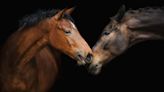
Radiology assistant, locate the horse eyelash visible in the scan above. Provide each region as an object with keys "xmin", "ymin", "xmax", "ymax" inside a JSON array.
[
  {"xmin": 102, "ymin": 31, "xmax": 110, "ymax": 35},
  {"xmin": 64, "ymin": 30, "xmax": 71, "ymax": 34}
]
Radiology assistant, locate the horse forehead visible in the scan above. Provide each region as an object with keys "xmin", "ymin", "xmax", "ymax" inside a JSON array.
[
  {"xmin": 110, "ymin": 23, "xmax": 120, "ymax": 30},
  {"xmin": 69, "ymin": 21, "xmax": 76, "ymax": 29},
  {"xmin": 60, "ymin": 19, "xmax": 76, "ymax": 29},
  {"xmin": 105, "ymin": 24, "xmax": 117, "ymax": 32}
]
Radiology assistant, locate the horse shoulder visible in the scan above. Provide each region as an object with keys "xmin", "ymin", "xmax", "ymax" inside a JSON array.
[{"xmin": 35, "ymin": 46, "xmax": 60, "ymax": 92}]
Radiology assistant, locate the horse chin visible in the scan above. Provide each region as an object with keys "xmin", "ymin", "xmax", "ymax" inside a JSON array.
[
  {"xmin": 90, "ymin": 68, "xmax": 101, "ymax": 75},
  {"xmin": 77, "ymin": 60, "xmax": 86, "ymax": 66},
  {"xmin": 88, "ymin": 64, "xmax": 102, "ymax": 75}
]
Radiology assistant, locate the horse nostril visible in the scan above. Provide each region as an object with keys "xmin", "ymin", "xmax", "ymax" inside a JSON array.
[
  {"xmin": 94, "ymin": 64, "xmax": 102, "ymax": 68},
  {"xmin": 95, "ymin": 64, "xmax": 98, "ymax": 67},
  {"xmin": 85, "ymin": 53, "xmax": 93, "ymax": 63}
]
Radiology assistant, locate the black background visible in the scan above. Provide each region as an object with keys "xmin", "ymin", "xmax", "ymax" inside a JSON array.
[{"xmin": 0, "ymin": 0, "xmax": 164, "ymax": 92}]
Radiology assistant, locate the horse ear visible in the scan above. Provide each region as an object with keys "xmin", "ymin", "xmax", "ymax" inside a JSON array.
[
  {"xmin": 54, "ymin": 9, "xmax": 66, "ymax": 20},
  {"xmin": 113, "ymin": 5, "xmax": 126, "ymax": 22},
  {"xmin": 65, "ymin": 7, "xmax": 75, "ymax": 15}
]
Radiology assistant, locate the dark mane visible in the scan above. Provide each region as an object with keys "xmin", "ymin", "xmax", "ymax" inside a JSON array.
[
  {"xmin": 122, "ymin": 7, "xmax": 164, "ymax": 29},
  {"xmin": 125, "ymin": 7, "xmax": 164, "ymax": 17},
  {"xmin": 19, "ymin": 9, "xmax": 74, "ymax": 29}
]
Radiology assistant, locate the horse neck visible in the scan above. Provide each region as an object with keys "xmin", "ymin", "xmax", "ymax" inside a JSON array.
[
  {"xmin": 120, "ymin": 22, "xmax": 164, "ymax": 47},
  {"xmin": 128, "ymin": 28, "xmax": 164, "ymax": 47},
  {"xmin": 130, "ymin": 24, "xmax": 164, "ymax": 37},
  {"xmin": 17, "ymin": 33, "xmax": 49, "ymax": 69},
  {"xmin": 122, "ymin": 8, "xmax": 164, "ymax": 46},
  {"xmin": 0, "ymin": 23, "xmax": 51, "ymax": 68}
]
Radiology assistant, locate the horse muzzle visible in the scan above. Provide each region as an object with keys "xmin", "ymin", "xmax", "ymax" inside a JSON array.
[{"xmin": 76, "ymin": 53, "xmax": 93, "ymax": 65}]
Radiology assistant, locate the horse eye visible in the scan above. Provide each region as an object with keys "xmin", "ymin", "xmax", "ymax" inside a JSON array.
[
  {"xmin": 102, "ymin": 31, "xmax": 110, "ymax": 36},
  {"xmin": 64, "ymin": 30, "xmax": 71, "ymax": 34}
]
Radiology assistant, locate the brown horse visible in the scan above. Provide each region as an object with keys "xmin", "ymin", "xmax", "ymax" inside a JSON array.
[
  {"xmin": 88, "ymin": 5, "xmax": 164, "ymax": 74},
  {"xmin": 0, "ymin": 8, "xmax": 92, "ymax": 92}
]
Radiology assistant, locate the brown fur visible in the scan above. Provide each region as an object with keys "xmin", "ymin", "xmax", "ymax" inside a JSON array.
[
  {"xmin": 0, "ymin": 24, "xmax": 59, "ymax": 92},
  {"xmin": 89, "ymin": 6, "xmax": 164, "ymax": 75},
  {"xmin": 0, "ymin": 8, "xmax": 92, "ymax": 92}
]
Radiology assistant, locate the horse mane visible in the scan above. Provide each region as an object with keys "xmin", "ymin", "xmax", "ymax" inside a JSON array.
[
  {"xmin": 19, "ymin": 9, "xmax": 74, "ymax": 29},
  {"xmin": 122, "ymin": 7, "xmax": 164, "ymax": 29},
  {"xmin": 118, "ymin": 6, "xmax": 164, "ymax": 36}
]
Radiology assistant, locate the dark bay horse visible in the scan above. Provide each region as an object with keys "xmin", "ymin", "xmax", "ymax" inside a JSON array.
[
  {"xmin": 0, "ymin": 8, "xmax": 92, "ymax": 92},
  {"xmin": 88, "ymin": 5, "xmax": 164, "ymax": 74}
]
